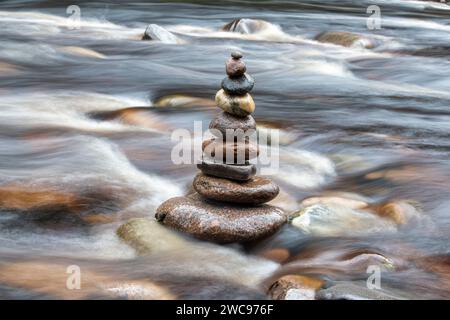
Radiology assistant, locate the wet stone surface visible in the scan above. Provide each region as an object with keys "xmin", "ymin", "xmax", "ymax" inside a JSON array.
[
  {"xmin": 193, "ymin": 173, "xmax": 279, "ymax": 204},
  {"xmin": 155, "ymin": 193, "xmax": 286, "ymax": 243},
  {"xmin": 197, "ymin": 159, "xmax": 257, "ymax": 181}
]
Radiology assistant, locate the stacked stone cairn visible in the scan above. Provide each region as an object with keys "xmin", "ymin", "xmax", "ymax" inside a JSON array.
[{"xmin": 155, "ymin": 52, "xmax": 286, "ymax": 243}]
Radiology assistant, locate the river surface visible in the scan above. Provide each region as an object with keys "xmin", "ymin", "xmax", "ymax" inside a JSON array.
[{"xmin": 0, "ymin": 0, "xmax": 449, "ymax": 299}]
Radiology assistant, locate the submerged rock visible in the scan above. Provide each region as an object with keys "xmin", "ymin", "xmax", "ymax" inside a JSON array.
[
  {"xmin": 291, "ymin": 203, "xmax": 397, "ymax": 237},
  {"xmin": 193, "ymin": 173, "xmax": 279, "ymax": 205},
  {"xmin": 315, "ymin": 31, "xmax": 374, "ymax": 49},
  {"xmin": 87, "ymin": 107, "xmax": 170, "ymax": 132},
  {"xmin": 0, "ymin": 260, "xmax": 176, "ymax": 299},
  {"xmin": 316, "ymin": 283, "xmax": 404, "ymax": 300},
  {"xmin": 266, "ymin": 189, "xmax": 299, "ymax": 212},
  {"xmin": 101, "ymin": 281, "xmax": 176, "ymax": 300},
  {"xmin": 116, "ymin": 217, "xmax": 280, "ymax": 290},
  {"xmin": 0, "ymin": 61, "xmax": 21, "ymax": 75},
  {"xmin": 375, "ymin": 200, "xmax": 422, "ymax": 225},
  {"xmin": 117, "ymin": 218, "xmax": 191, "ymax": 255},
  {"xmin": 142, "ymin": 24, "xmax": 181, "ymax": 44},
  {"xmin": 60, "ymin": 46, "xmax": 106, "ymax": 59},
  {"xmin": 154, "ymin": 95, "xmax": 214, "ymax": 109},
  {"xmin": 273, "ymin": 247, "xmax": 397, "ymax": 283},
  {"xmin": 155, "ymin": 193, "xmax": 286, "ymax": 243},
  {"xmin": 300, "ymin": 195, "xmax": 368, "ymax": 210},
  {"xmin": 406, "ymin": 45, "xmax": 450, "ymax": 58},
  {"xmin": 0, "ymin": 186, "xmax": 78, "ymax": 210},
  {"xmin": 259, "ymin": 248, "xmax": 291, "ymax": 264},
  {"xmin": 0, "ymin": 185, "xmax": 123, "ymax": 228},
  {"xmin": 0, "ymin": 261, "xmax": 104, "ymax": 299},
  {"xmin": 268, "ymin": 275, "xmax": 324, "ymax": 300},
  {"xmin": 1, "ymin": 256, "xmax": 274, "ymax": 299}
]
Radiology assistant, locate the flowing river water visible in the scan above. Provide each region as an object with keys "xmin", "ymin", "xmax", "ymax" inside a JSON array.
[{"xmin": 0, "ymin": 0, "xmax": 449, "ymax": 299}]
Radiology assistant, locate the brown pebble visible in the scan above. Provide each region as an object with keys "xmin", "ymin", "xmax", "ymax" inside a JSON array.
[
  {"xmin": 193, "ymin": 173, "xmax": 279, "ymax": 205},
  {"xmin": 260, "ymin": 248, "xmax": 290, "ymax": 264},
  {"xmin": 226, "ymin": 57, "xmax": 246, "ymax": 78},
  {"xmin": 202, "ymin": 138, "xmax": 259, "ymax": 164},
  {"xmin": 376, "ymin": 201, "xmax": 420, "ymax": 225},
  {"xmin": 209, "ymin": 111, "xmax": 256, "ymax": 140},
  {"xmin": 269, "ymin": 275, "xmax": 325, "ymax": 300}
]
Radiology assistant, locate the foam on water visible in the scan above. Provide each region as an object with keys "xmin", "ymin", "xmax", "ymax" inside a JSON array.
[
  {"xmin": 0, "ymin": 227, "xmax": 136, "ymax": 260},
  {"xmin": 170, "ymin": 21, "xmax": 309, "ymax": 43},
  {"xmin": 0, "ymin": 10, "xmax": 142, "ymax": 39},
  {"xmin": 0, "ymin": 92, "xmax": 162, "ymax": 134},
  {"xmin": 0, "ymin": 10, "xmax": 127, "ymax": 31},
  {"xmin": 85, "ymin": 138, "xmax": 183, "ymax": 205},
  {"xmin": 0, "ymin": 91, "xmax": 151, "ymax": 112},
  {"xmin": 382, "ymin": 16, "xmax": 450, "ymax": 32},
  {"xmin": 292, "ymin": 203, "xmax": 398, "ymax": 237},
  {"xmin": 379, "ymin": 0, "xmax": 450, "ymax": 11},
  {"xmin": 294, "ymin": 58, "xmax": 355, "ymax": 78},
  {"xmin": 173, "ymin": 247, "xmax": 280, "ymax": 288},
  {"xmin": 22, "ymin": 136, "xmax": 182, "ymax": 201},
  {"xmin": 362, "ymin": 78, "xmax": 450, "ymax": 99},
  {"xmin": 276, "ymin": 148, "xmax": 337, "ymax": 189},
  {"xmin": 281, "ymin": 45, "xmax": 396, "ymax": 80},
  {"xmin": 0, "ymin": 135, "xmax": 183, "ymax": 259}
]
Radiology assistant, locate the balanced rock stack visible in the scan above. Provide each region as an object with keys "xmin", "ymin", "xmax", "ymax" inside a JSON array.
[{"xmin": 155, "ymin": 52, "xmax": 286, "ymax": 243}]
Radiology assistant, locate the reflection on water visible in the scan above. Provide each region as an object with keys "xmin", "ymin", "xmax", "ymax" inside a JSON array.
[{"xmin": 0, "ymin": 0, "xmax": 449, "ymax": 299}]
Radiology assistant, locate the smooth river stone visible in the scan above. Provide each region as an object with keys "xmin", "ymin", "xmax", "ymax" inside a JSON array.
[
  {"xmin": 215, "ymin": 89, "xmax": 255, "ymax": 117},
  {"xmin": 202, "ymin": 138, "xmax": 259, "ymax": 164},
  {"xmin": 155, "ymin": 193, "xmax": 286, "ymax": 243},
  {"xmin": 141, "ymin": 24, "xmax": 180, "ymax": 44},
  {"xmin": 209, "ymin": 111, "xmax": 256, "ymax": 139},
  {"xmin": 315, "ymin": 31, "xmax": 374, "ymax": 49},
  {"xmin": 231, "ymin": 51, "xmax": 243, "ymax": 59},
  {"xmin": 197, "ymin": 159, "xmax": 256, "ymax": 181},
  {"xmin": 221, "ymin": 73, "xmax": 254, "ymax": 96},
  {"xmin": 268, "ymin": 275, "xmax": 325, "ymax": 300},
  {"xmin": 193, "ymin": 173, "xmax": 279, "ymax": 204},
  {"xmin": 226, "ymin": 55, "xmax": 246, "ymax": 78},
  {"xmin": 221, "ymin": 19, "xmax": 270, "ymax": 35}
]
